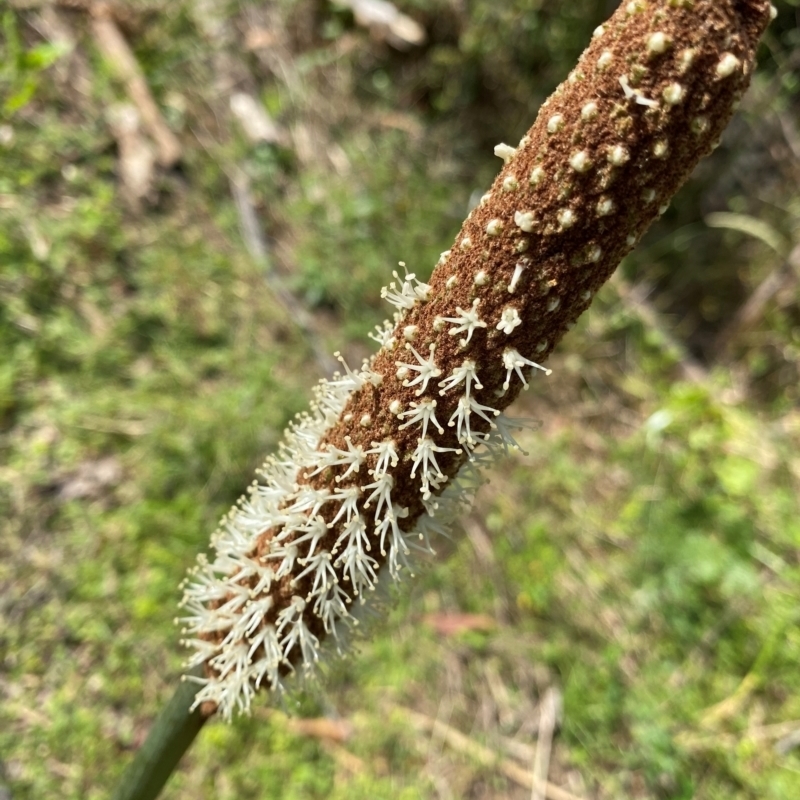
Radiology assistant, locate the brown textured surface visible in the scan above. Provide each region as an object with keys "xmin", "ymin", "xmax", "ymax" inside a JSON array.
[{"xmin": 204, "ymin": 0, "xmax": 773, "ymax": 692}]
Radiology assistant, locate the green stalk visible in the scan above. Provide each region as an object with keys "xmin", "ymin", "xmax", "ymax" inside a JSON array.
[{"xmin": 111, "ymin": 665, "xmax": 211, "ymax": 800}]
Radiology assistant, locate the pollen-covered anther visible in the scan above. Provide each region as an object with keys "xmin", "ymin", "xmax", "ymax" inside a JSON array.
[
  {"xmin": 557, "ymin": 208, "xmax": 576, "ymax": 229},
  {"xmin": 486, "ymin": 219, "xmax": 504, "ymax": 236},
  {"xmin": 360, "ymin": 414, "xmax": 372, "ymax": 427},
  {"xmin": 647, "ymin": 32, "xmax": 671, "ymax": 54},
  {"xmin": 502, "ymin": 175, "xmax": 519, "ymax": 192},
  {"xmin": 717, "ymin": 52, "xmax": 741, "ymax": 78},
  {"xmin": 474, "ymin": 270, "xmax": 489, "ymax": 286},
  {"xmin": 403, "ymin": 325, "xmax": 418, "ymax": 341},
  {"xmin": 569, "ymin": 151, "xmax": 592, "ymax": 172},
  {"xmin": 502, "ymin": 347, "xmax": 552, "ymax": 392},
  {"xmin": 497, "ymin": 307, "xmax": 522, "ymax": 334},
  {"xmin": 597, "ymin": 50, "xmax": 613, "ymax": 71},
  {"xmin": 663, "ymin": 82, "xmax": 685, "ymax": 105},
  {"xmin": 494, "ymin": 143, "xmax": 517, "ymax": 163},
  {"xmin": 445, "ymin": 275, "xmax": 457, "ymax": 289},
  {"xmin": 388, "ymin": 399, "xmax": 403, "ymax": 416},
  {"xmin": 397, "ymin": 343, "xmax": 442, "ymax": 396},
  {"xmin": 514, "ymin": 210, "xmax": 536, "ymax": 232},
  {"xmin": 547, "ymin": 114, "xmax": 564, "ymax": 134},
  {"xmin": 460, "ymin": 236, "xmax": 472, "ymax": 250},
  {"xmin": 442, "ymin": 299, "xmax": 488, "ymax": 346}
]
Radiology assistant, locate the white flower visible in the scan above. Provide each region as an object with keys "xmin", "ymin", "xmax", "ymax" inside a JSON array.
[
  {"xmin": 396, "ymin": 343, "xmax": 442, "ymax": 395},
  {"xmin": 496, "ymin": 307, "xmax": 522, "ymax": 335},
  {"xmin": 440, "ymin": 299, "xmax": 488, "ymax": 346}
]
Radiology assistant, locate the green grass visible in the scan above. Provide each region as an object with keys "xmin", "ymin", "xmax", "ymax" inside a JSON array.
[{"xmin": 2, "ymin": 2, "xmax": 800, "ymax": 798}]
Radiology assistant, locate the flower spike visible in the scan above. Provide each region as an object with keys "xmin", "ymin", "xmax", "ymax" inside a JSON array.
[{"xmin": 180, "ymin": 0, "xmax": 773, "ymax": 720}]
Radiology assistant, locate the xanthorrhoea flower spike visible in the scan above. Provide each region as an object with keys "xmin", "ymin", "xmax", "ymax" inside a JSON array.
[{"xmin": 179, "ymin": 0, "xmax": 774, "ymax": 720}]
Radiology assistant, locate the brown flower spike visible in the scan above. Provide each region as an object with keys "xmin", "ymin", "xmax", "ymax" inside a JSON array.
[{"xmin": 179, "ymin": 0, "xmax": 774, "ymax": 719}]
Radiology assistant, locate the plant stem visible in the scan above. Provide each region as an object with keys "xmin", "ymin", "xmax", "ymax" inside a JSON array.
[{"xmin": 111, "ymin": 665, "xmax": 210, "ymax": 800}]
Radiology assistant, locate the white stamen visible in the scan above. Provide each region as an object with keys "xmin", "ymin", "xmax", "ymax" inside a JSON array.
[{"xmin": 502, "ymin": 348, "xmax": 551, "ymax": 392}]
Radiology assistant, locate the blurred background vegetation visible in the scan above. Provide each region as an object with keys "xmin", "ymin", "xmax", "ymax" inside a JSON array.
[{"xmin": 1, "ymin": 0, "xmax": 799, "ymax": 798}]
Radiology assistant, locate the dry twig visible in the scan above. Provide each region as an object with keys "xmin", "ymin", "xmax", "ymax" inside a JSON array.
[
  {"xmin": 712, "ymin": 241, "xmax": 800, "ymax": 357},
  {"xmin": 610, "ymin": 272, "xmax": 710, "ymax": 385},
  {"xmin": 90, "ymin": 4, "xmax": 181, "ymax": 167},
  {"xmin": 531, "ymin": 688, "xmax": 562, "ymax": 800},
  {"xmin": 228, "ymin": 169, "xmax": 337, "ymax": 377},
  {"xmin": 394, "ymin": 705, "xmax": 585, "ymax": 800},
  {"xmin": 333, "ymin": 0, "xmax": 426, "ymax": 49}
]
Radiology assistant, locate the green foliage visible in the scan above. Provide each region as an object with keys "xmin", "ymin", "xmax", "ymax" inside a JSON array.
[{"xmin": 0, "ymin": 11, "xmax": 70, "ymax": 115}]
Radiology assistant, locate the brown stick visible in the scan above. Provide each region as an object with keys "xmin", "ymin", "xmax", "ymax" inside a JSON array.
[
  {"xmin": 90, "ymin": 3, "xmax": 181, "ymax": 167},
  {"xmin": 394, "ymin": 705, "xmax": 586, "ymax": 800},
  {"xmin": 610, "ymin": 272, "xmax": 710, "ymax": 385},
  {"xmin": 713, "ymin": 241, "xmax": 800, "ymax": 357},
  {"xmin": 531, "ymin": 688, "xmax": 561, "ymax": 800}
]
